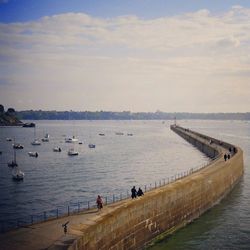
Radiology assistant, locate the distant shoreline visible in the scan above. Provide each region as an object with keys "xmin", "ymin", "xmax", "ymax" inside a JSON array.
[{"xmin": 16, "ymin": 110, "xmax": 250, "ymax": 121}]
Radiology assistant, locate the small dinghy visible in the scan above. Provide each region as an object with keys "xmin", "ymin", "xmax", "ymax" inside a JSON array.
[
  {"xmin": 53, "ymin": 147, "xmax": 62, "ymax": 152},
  {"xmin": 13, "ymin": 143, "xmax": 24, "ymax": 149},
  {"xmin": 65, "ymin": 136, "xmax": 78, "ymax": 143},
  {"xmin": 31, "ymin": 139, "xmax": 41, "ymax": 146},
  {"xmin": 68, "ymin": 148, "xmax": 78, "ymax": 156},
  {"xmin": 88, "ymin": 144, "xmax": 96, "ymax": 148},
  {"xmin": 28, "ymin": 152, "xmax": 38, "ymax": 157}
]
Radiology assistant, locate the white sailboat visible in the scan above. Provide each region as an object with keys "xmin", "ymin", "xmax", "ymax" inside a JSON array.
[
  {"xmin": 8, "ymin": 147, "xmax": 18, "ymax": 167},
  {"xmin": 66, "ymin": 113, "xmax": 79, "ymax": 155},
  {"xmin": 12, "ymin": 137, "xmax": 24, "ymax": 149},
  {"xmin": 31, "ymin": 126, "xmax": 41, "ymax": 145},
  {"xmin": 12, "ymin": 166, "xmax": 24, "ymax": 181},
  {"xmin": 42, "ymin": 133, "xmax": 49, "ymax": 142},
  {"xmin": 8, "ymin": 148, "xmax": 24, "ymax": 180},
  {"xmin": 65, "ymin": 136, "xmax": 78, "ymax": 143},
  {"xmin": 28, "ymin": 151, "xmax": 38, "ymax": 157},
  {"xmin": 53, "ymin": 147, "xmax": 62, "ymax": 152}
]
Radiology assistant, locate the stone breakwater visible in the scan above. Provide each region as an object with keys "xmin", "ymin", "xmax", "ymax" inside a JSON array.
[
  {"xmin": 67, "ymin": 125, "xmax": 244, "ymax": 250},
  {"xmin": 0, "ymin": 125, "xmax": 244, "ymax": 250}
]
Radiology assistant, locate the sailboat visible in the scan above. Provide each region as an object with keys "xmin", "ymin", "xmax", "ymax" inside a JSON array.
[
  {"xmin": 7, "ymin": 148, "xmax": 24, "ymax": 180},
  {"xmin": 65, "ymin": 136, "xmax": 78, "ymax": 143},
  {"xmin": 8, "ymin": 147, "xmax": 18, "ymax": 167},
  {"xmin": 53, "ymin": 146, "xmax": 62, "ymax": 152},
  {"xmin": 66, "ymin": 113, "xmax": 79, "ymax": 155},
  {"xmin": 65, "ymin": 112, "xmax": 78, "ymax": 143},
  {"xmin": 28, "ymin": 151, "xmax": 38, "ymax": 157},
  {"xmin": 12, "ymin": 166, "xmax": 24, "ymax": 181},
  {"xmin": 12, "ymin": 138, "xmax": 24, "ymax": 149},
  {"xmin": 31, "ymin": 126, "xmax": 41, "ymax": 145},
  {"xmin": 42, "ymin": 133, "xmax": 49, "ymax": 142}
]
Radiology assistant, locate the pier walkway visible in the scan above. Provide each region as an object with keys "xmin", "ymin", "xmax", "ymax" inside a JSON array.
[{"xmin": 0, "ymin": 202, "xmax": 126, "ymax": 250}]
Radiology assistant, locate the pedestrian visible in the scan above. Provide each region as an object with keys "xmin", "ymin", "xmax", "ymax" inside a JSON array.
[
  {"xmin": 96, "ymin": 195, "xmax": 103, "ymax": 210},
  {"xmin": 137, "ymin": 187, "xmax": 144, "ymax": 197},
  {"xmin": 233, "ymin": 147, "xmax": 236, "ymax": 153},
  {"xmin": 131, "ymin": 186, "xmax": 137, "ymax": 199},
  {"xmin": 224, "ymin": 154, "xmax": 227, "ymax": 161},
  {"xmin": 227, "ymin": 154, "xmax": 231, "ymax": 160},
  {"xmin": 62, "ymin": 221, "xmax": 69, "ymax": 235}
]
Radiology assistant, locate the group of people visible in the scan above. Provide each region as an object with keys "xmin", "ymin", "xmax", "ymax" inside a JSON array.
[
  {"xmin": 96, "ymin": 186, "xmax": 144, "ymax": 211},
  {"xmin": 224, "ymin": 147, "xmax": 237, "ymax": 161},
  {"xmin": 131, "ymin": 186, "xmax": 144, "ymax": 199}
]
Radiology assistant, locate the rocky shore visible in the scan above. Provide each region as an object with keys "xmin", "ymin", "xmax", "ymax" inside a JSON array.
[{"xmin": 0, "ymin": 105, "xmax": 23, "ymax": 126}]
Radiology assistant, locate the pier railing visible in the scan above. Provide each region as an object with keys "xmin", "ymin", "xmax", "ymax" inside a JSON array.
[{"xmin": 0, "ymin": 158, "xmax": 218, "ymax": 234}]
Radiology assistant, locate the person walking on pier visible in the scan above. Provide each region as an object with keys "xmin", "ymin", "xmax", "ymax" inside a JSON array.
[
  {"xmin": 131, "ymin": 186, "xmax": 137, "ymax": 199},
  {"xmin": 96, "ymin": 195, "xmax": 103, "ymax": 210},
  {"xmin": 224, "ymin": 154, "xmax": 227, "ymax": 161},
  {"xmin": 137, "ymin": 187, "xmax": 144, "ymax": 197}
]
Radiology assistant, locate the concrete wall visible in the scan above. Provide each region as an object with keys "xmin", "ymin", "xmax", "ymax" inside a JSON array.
[{"xmin": 71, "ymin": 126, "xmax": 244, "ymax": 250}]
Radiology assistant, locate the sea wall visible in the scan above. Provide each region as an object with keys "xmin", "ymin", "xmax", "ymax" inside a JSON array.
[{"xmin": 70, "ymin": 125, "xmax": 244, "ymax": 250}]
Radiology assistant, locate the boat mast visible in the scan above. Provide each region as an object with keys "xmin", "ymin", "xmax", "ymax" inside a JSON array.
[{"xmin": 14, "ymin": 147, "xmax": 16, "ymax": 164}]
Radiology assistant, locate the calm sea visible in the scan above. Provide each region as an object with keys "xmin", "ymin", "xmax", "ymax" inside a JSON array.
[{"xmin": 0, "ymin": 120, "xmax": 249, "ymax": 249}]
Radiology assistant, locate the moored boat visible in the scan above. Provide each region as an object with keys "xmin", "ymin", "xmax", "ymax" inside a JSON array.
[
  {"xmin": 68, "ymin": 148, "xmax": 78, "ymax": 156},
  {"xmin": 13, "ymin": 143, "xmax": 24, "ymax": 149},
  {"xmin": 12, "ymin": 167, "xmax": 24, "ymax": 181},
  {"xmin": 31, "ymin": 127, "xmax": 41, "ymax": 145},
  {"xmin": 23, "ymin": 122, "xmax": 35, "ymax": 127},
  {"xmin": 42, "ymin": 133, "xmax": 49, "ymax": 142},
  {"xmin": 28, "ymin": 152, "xmax": 38, "ymax": 157},
  {"xmin": 31, "ymin": 139, "xmax": 41, "ymax": 145},
  {"xmin": 53, "ymin": 147, "xmax": 62, "ymax": 152},
  {"xmin": 88, "ymin": 144, "xmax": 96, "ymax": 148},
  {"xmin": 8, "ymin": 147, "xmax": 18, "ymax": 167},
  {"xmin": 65, "ymin": 136, "xmax": 78, "ymax": 143}
]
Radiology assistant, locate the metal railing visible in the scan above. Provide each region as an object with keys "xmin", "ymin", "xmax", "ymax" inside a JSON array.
[{"xmin": 0, "ymin": 158, "xmax": 217, "ymax": 234}]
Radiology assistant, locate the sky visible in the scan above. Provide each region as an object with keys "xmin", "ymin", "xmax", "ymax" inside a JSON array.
[{"xmin": 0, "ymin": 0, "xmax": 250, "ymax": 112}]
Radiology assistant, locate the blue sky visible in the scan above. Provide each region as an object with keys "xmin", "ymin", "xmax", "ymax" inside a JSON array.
[
  {"xmin": 1, "ymin": 0, "xmax": 250, "ymax": 22},
  {"xmin": 0, "ymin": 1, "xmax": 250, "ymax": 112}
]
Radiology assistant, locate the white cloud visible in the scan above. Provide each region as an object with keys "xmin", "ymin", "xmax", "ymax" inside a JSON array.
[{"xmin": 0, "ymin": 7, "xmax": 250, "ymax": 112}]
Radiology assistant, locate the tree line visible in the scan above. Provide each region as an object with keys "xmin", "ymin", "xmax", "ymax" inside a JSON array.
[{"xmin": 16, "ymin": 110, "xmax": 250, "ymax": 120}]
